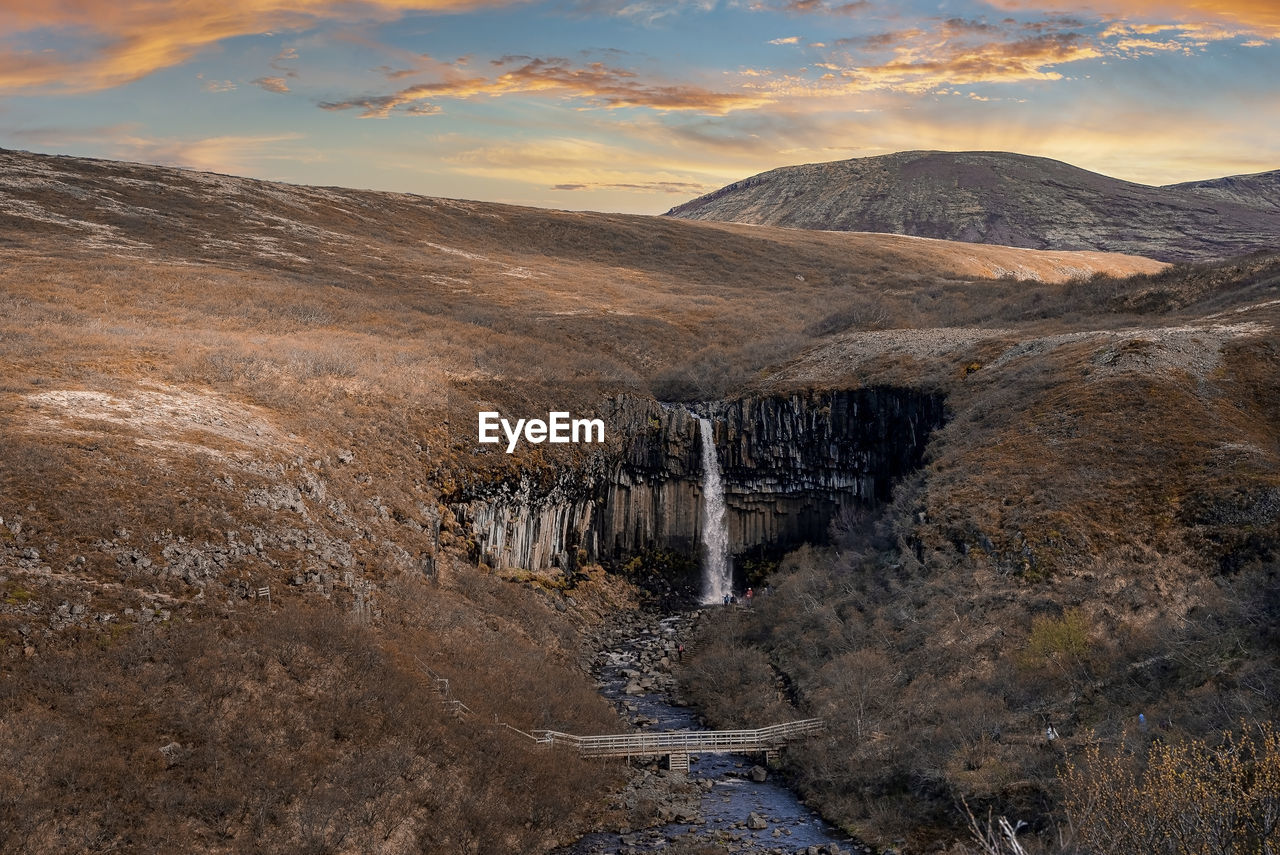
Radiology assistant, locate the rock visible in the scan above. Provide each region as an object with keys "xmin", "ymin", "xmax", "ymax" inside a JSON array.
[
  {"xmin": 454, "ymin": 390, "xmax": 944, "ymax": 574},
  {"xmin": 159, "ymin": 741, "xmax": 186, "ymax": 767},
  {"xmin": 20, "ymin": 548, "xmax": 39, "ymax": 561},
  {"xmin": 749, "ymin": 764, "xmax": 769, "ymax": 782},
  {"xmin": 337, "ymin": 450, "xmax": 354, "ymax": 464},
  {"xmin": 747, "ymin": 812, "xmax": 768, "ymax": 830}
]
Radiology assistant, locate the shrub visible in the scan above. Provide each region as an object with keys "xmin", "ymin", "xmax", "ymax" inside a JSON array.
[
  {"xmin": 1061, "ymin": 724, "xmax": 1280, "ymax": 854},
  {"xmin": 1022, "ymin": 609, "xmax": 1091, "ymax": 672}
]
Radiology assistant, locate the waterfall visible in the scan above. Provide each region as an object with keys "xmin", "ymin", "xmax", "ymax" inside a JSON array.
[{"xmin": 697, "ymin": 417, "xmax": 732, "ymax": 604}]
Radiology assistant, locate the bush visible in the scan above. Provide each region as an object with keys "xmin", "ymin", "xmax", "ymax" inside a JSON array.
[
  {"xmin": 1022, "ymin": 609, "xmax": 1092, "ymax": 676},
  {"xmin": 1062, "ymin": 724, "xmax": 1280, "ymax": 853}
]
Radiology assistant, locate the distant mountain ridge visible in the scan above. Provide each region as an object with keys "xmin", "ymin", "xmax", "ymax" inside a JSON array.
[
  {"xmin": 665, "ymin": 151, "xmax": 1280, "ymax": 262},
  {"xmin": 1166, "ymin": 169, "xmax": 1280, "ymax": 212}
]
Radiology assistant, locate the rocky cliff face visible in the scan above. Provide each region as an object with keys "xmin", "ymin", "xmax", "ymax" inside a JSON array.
[
  {"xmin": 451, "ymin": 389, "xmax": 945, "ymax": 572},
  {"xmin": 665, "ymin": 151, "xmax": 1280, "ymax": 263}
]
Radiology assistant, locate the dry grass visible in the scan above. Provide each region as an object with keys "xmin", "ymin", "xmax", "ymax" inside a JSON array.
[
  {"xmin": 0, "ymin": 589, "xmax": 624, "ymax": 854},
  {"xmin": 3, "ymin": 149, "xmax": 1279, "ymax": 853},
  {"xmin": 681, "ymin": 279, "xmax": 1280, "ymax": 849}
]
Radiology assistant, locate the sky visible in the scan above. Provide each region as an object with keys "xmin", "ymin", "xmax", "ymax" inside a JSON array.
[{"xmin": 0, "ymin": 0, "xmax": 1276, "ymax": 213}]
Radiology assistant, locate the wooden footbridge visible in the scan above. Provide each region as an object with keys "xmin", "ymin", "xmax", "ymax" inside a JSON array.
[
  {"xmin": 533, "ymin": 719, "xmax": 825, "ymax": 772},
  {"xmin": 418, "ymin": 658, "xmax": 823, "ymax": 771}
]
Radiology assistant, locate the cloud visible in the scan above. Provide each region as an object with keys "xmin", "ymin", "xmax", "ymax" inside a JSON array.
[
  {"xmin": 567, "ymin": 0, "xmax": 718, "ymax": 25},
  {"xmin": 776, "ymin": 25, "xmax": 1105, "ymax": 95},
  {"xmin": 428, "ymin": 136, "xmax": 730, "ymax": 199},
  {"xmin": 769, "ymin": 36, "xmax": 801, "ymax": 44},
  {"xmin": 320, "ymin": 56, "xmax": 773, "ymax": 118},
  {"xmin": 270, "ymin": 45, "xmax": 300, "ymax": 77},
  {"xmin": 0, "ymin": 0, "xmax": 532, "ymax": 93},
  {"xmin": 5, "ymin": 124, "xmax": 318, "ymax": 174},
  {"xmin": 754, "ymin": 0, "xmax": 872, "ymax": 14},
  {"xmin": 551, "ymin": 180, "xmax": 713, "ymax": 193},
  {"xmin": 252, "ymin": 76, "xmax": 291, "ymax": 93},
  {"xmin": 199, "ymin": 76, "xmax": 236, "ymax": 93},
  {"xmin": 819, "ymin": 11, "xmax": 1264, "ymax": 91},
  {"xmin": 849, "ymin": 32, "xmax": 1104, "ymax": 90},
  {"xmin": 980, "ymin": 1, "xmax": 1280, "ymax": 39}
]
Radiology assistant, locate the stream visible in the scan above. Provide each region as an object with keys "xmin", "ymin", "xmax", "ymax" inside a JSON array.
[{"xmin": 560, "ymin": 609, "xmax": 863, "ymax": 855}]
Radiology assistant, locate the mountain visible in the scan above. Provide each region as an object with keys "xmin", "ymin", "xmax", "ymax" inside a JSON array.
[
  {"xmin": 666, "ymin": 150, "xmax": 1280, "ymax": 262},
  {"xmin": 1165, "ymin": 168, "xmax": 1280, "ymax": 212}
]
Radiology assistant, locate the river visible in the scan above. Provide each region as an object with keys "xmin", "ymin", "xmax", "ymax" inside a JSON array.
[{"xmin": 559, "ymin": 609, "xmax": 862, "ymax": 855}]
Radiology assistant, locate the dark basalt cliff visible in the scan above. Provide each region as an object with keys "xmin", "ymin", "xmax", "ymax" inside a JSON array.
[{"xmin": 450, "ymin": 388, "xmax": 945, "ymax": 572}]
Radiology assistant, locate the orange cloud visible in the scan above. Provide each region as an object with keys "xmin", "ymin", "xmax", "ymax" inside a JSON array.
[
  {"xmin": 983, "ymin": 1, "xmax": 1280, "ymax": 38},
  {"xmin": 855, "ymin": 32, "xmax": 1102, "ymax": 90},
  {"xmin": 7, "ymin": 123, "xmax": 318, "ymax": 174},
  {"xmin": 252, "ymin": 76, "xmax": 291, "ymax": 92},
  {"xmin": 320, "ymin": 56, "xmax": 774, "ymax": 117},
  {"xmin": 0, "ymin": 0, "xmax": 530, "ymax": 93},
  {"xmin": 756, "ymin": 28, "xmax": 1104, "ymax": 97}
]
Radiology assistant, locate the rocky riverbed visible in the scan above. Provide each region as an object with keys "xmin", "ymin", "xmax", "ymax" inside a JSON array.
[{"xmin": 562, "ymin": 609, "xmax": 865, "ymax": 855}]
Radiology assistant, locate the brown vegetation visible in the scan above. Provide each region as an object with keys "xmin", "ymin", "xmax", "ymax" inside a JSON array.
[
  {"xmin": 681, "ymin": 255, "xmax": 1280, "ymax": 851},
  {"xmin": 3, "ymin": 149, "xmax": 1280, "ymax": 853},
  {"xmin": 1062, "ymin": 724, "xmax": 1280, "ymax": 853},
  {"xmin": 0, "ymin": 580, "xmax": 625, "ymax": 854}
]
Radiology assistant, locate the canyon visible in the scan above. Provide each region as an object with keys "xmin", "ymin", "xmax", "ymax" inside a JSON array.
[{"xmin": 451, "ymin": 389, "xmax": 945, "ymax": 578}]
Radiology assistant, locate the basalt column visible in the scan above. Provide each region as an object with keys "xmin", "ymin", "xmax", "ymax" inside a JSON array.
[{"xmin": 451, "ymin": 388, "xmax": 945, "ymax": 572}]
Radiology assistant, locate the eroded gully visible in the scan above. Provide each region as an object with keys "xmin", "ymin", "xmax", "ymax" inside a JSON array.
[{"xmin": 559, "ymin": 608, "xmax": 865, "ymax": 855}]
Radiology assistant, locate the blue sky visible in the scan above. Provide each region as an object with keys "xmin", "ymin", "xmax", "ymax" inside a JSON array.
[{"xmin": 0, "ymin": 0, "xmax": 1276, "ymax": 212}]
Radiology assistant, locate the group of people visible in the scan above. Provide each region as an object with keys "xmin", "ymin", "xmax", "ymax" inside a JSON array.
[{"xmin": 720, "ymin": 585, "xmax": 767, "ymax": 606}]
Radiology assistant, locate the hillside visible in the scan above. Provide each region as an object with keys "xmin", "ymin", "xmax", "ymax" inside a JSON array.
[
  {"xmin": 665, "ymin": 151, "xmax": 1280, "ymax": 263},
  {"xmin": 1166, "ymin": 168, "xmax": 1280, "ymax": 212},
  {"xmin": 2, "ymin": 147, "xmax": 1279, "ymax": 853}
]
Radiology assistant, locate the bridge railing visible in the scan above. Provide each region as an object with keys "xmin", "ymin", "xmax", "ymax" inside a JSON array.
[
  {"xmin": 534, "ymin": 718, "xmax": 824, "ymax": 757},
  {"xmin": 416, "ymin": 656, "xmax": 823, "ymax": 758}
]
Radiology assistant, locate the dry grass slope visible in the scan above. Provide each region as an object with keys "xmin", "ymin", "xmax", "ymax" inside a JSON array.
[{"xmin": 1, "ymin": 147, "xmax": 1277, "ymax": 853}]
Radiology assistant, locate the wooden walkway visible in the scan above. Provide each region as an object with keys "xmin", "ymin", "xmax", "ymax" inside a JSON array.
[
  {"xmin": 534, "ymin": 718, "xmax": 825, "ymax": 771},
  {"xmin": 417, "ymin": 658, "xmax": 822, "ymax": 772}
]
